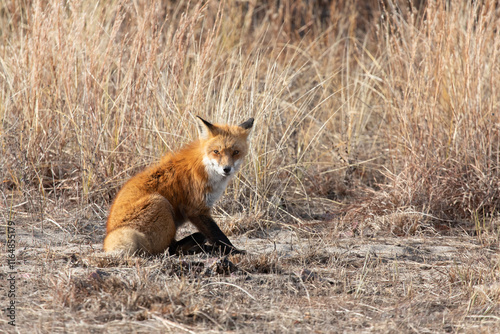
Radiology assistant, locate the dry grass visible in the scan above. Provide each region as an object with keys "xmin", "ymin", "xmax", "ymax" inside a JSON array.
[
  {"xmin": 1, "ymin": 0, "xmax": 499, "ymax": 332},
  {"xmin": 4, "ymin": 218, "xmax": 500, "ymax": 333}
]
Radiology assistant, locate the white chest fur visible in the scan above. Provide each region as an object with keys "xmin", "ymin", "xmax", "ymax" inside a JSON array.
[
  {"xmin": 205, "ymin": 176, "xmax": 231, "ymax": 207},
  {"xmin": 203, "ymin": 156, "xmax": 233, "ymax": 207}
]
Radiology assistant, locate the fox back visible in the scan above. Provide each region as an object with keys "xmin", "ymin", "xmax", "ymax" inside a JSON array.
[{"xmin": 103, "ymin": 116, "xmax": 254, "ymax": 255}]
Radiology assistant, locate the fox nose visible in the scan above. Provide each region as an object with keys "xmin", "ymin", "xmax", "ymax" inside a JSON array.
[{"xmin": 223, "ymin": 166, "xmax": 232, "ymax": 175}]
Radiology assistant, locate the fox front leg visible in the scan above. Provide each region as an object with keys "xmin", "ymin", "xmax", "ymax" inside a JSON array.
[
  {"xmin": 169, "ymin": 232, "xmax": 207, "ymax": 255},
  {"xmin": 190, "ymin": 215, "xmax": 245, "ymax": 255}
]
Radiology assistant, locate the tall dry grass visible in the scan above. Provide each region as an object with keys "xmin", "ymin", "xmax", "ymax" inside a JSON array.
[
  {"xmin": 348, "ymin": 1, "xmax": 500, "ymax": 229},
  {"xmin": 0, "ymin": 0, "xmax": 499, "ymax": 234}
]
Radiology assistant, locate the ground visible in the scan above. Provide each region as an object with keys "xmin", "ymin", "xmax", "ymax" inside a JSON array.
[{"xmin": 1, "ymin": 215, "xmax": 499, "ymax": 333}]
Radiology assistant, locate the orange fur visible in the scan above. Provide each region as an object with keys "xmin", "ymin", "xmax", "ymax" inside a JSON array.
[{"xmin": 103, "ymin": 117, "xmax": 253, "ymax": 255}]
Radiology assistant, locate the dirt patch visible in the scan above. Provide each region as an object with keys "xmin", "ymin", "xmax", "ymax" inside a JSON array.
[{"xmin": 1, "ymin": 217, "xmax": 499, "ymax": 333}]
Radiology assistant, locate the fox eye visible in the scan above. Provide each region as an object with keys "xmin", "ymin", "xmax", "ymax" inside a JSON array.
[
  {"xmin": 213, "ymin": 150, "xmax": 219, "ymax": 155},
  {"xmin": 233, "ymin": 150, "xmax": 239, "ymax": 156}
]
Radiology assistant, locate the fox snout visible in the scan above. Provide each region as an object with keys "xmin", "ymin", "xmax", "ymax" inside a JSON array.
[
  {"xmin": 222, "ymin": 165, "xmax": 233, "ymax": 176},
  {"xmin": 202, "ymin": 155, "xmax": 239, "ymax": 179},
  {"xmin": 216, "ymin": 163, "xmax": 234, "ymax": 177}
]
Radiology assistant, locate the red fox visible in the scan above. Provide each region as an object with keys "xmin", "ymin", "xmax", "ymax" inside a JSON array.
[{"xmin": 103, "ymin": 116, "xmax": 254, "ymax": 256}]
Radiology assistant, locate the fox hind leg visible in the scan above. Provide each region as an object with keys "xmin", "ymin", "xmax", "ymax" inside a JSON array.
[{"xmin": 104, "ymin": 194, "xmax": 177, "ymax": 255}]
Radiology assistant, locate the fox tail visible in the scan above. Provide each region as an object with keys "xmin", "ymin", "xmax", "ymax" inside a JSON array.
[{"xmin": 103, "ymin": 227, "xmax": 150, "ymax": 256}]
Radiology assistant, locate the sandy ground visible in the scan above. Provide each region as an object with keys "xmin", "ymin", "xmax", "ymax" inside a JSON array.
[{"xmin": 1, "ymin": 216, "xmax": 499, "ymax": 333}]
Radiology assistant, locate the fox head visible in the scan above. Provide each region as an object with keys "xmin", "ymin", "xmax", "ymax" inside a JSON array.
[{"xmin": 196, "ymin": 116, "xmax": 254, "ymax": 180}]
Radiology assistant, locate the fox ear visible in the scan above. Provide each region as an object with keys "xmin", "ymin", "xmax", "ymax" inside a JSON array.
[
  {"xmin": 239, "ymin": 118, "xmax": 254, "ymax": 131},
  {"xmin": 196, "ymin": 116, "xmax": 215, "ymax": 139}
]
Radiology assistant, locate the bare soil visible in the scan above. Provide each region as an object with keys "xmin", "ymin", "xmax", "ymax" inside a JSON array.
[{"xmin": 1, "ymin": 216, "xmax": 499, "ymax": 333}]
